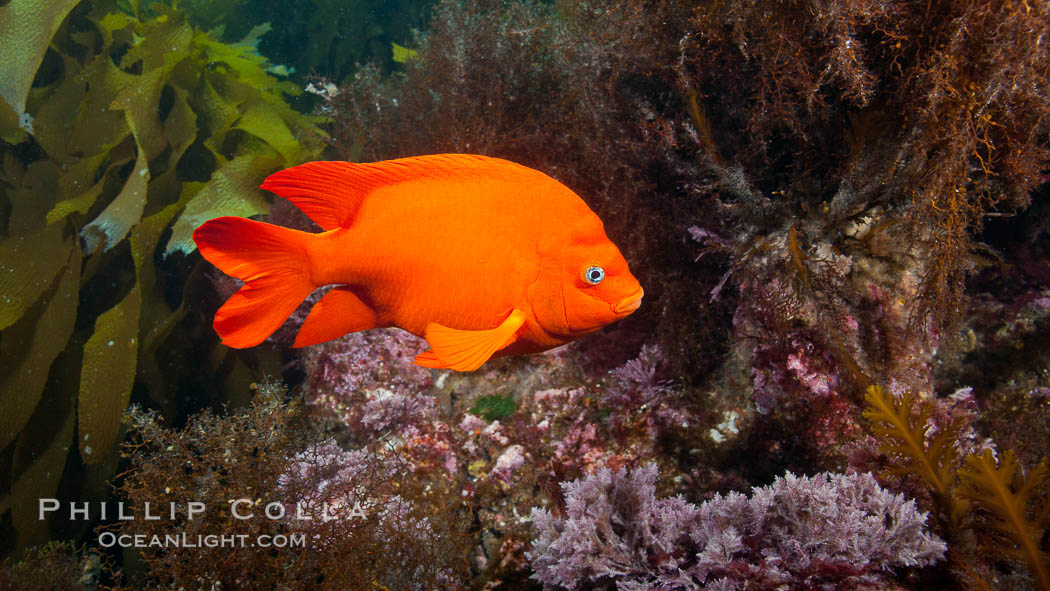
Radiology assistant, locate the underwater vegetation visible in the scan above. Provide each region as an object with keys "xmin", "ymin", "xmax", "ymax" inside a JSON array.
[
  {"xmin": 0, "ymin": 0, "xmax": 324, "ymax": 553},
  {"xmin": 1, "ymin": 0, "xmax": 1048, "ymax": 588},
  {"xmin": 0, "ymin": 540, "xmax": 101, "ymax": 590},
  {"xmin": 530, "ymin": 465, "xmax": 946, "ymax": 590},
  {"xmin": 108, "ymin": 380, "xmax": 471, "ymax": 589},
  {"xmin": 179, "ymin": 0, "xmax": 433, "ymax": 82},
  {"xmin": 863, "ymin": 384, "xmax": 1050, "ymax": 589},
  {"xmin": 297, "ymin": 327, "xmax": 704, "ymax": 587},
  {"xmin": 303, "ymin": 0, "xmax": 1050, "ymax": 586}
]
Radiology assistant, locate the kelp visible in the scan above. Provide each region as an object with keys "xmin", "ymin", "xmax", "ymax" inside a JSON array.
[
  {"xmin": 0, "ymin": 238, "xmax": 80, "ymax": 452},
  {"xmin": 179, "ymin": 0, "xmax": 432, "ymax": 81},
  {"xmin": 0, "ymin": 0, "xmax": 324, "ymax": 553},
  {"xmin": 80, "ymin": 149, "xmax": 150, "ymax": 253},
  {"xmin": 5, "ymin": 396, "xmax": 76, "ymax": 551},
  {"xmin": 959, "ymin": 450, "xmax": 1050, "ymax": 591},
  {"xmin": 864, "ymin": 385, "xmax": 1050, "ymax": 589},
  {"xmin": 0, "ymin": 0, "xmax": 81, "ymax": 125},
  {"xmin": 0, "ymin": 99, "xmax": 23, "ymax": 145},
  {"xmin": 863, "ymin": 385, "xmax": 969, "ymax": 530},
  {"xmin": 77, "ymin": 282, "xmax": 141, "ymax": 463},
  {"xmin": 166, "ymin": 155, "xmax": 280, "ymax": 254},
  {"xmin": 0, "ymin": 223, "xmax": 74, "ymax": 331}
]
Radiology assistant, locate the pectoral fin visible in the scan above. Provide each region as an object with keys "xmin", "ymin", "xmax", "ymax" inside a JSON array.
[{"xmin": 414, "ymin": 309, "xmax": 526, "ymax": 371}]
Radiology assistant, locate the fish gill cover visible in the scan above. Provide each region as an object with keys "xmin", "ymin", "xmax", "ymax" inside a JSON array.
[{"xmin": 1, "ymin": 0, "xmax": 1049, "ymax": 589}]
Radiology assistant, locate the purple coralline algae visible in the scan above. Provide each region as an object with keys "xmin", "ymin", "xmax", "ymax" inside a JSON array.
[{"xmin": 530, "ymin": 465, "xmax": 945, "ymax": 590}]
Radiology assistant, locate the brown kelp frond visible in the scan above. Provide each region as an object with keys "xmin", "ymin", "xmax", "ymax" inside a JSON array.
[
  {"xmin": 958, "ymin": 450, "xmax": 1050, "ymax": 591},
  {"xmin": 864, "ymin": 383, "xmax": 1050, "ymax": 588},
  {"xmin": 863, "ymin": 385, "xmax": 968, "ymax": 527},
  {"xmin": 0, "ymin": 0, "xmax": 325, "ymax": 554}
]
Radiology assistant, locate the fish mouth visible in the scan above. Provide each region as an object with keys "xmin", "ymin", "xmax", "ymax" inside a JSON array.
[{"xmin": 613, "ymin": 287, "xmax": 644, "ymax": 315}]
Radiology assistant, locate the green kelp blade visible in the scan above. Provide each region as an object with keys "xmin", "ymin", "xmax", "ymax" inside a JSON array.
[
  {"xmin": 111, "ymin": 68, "xmax": 172, "ymax": 163},
  {"xmin": 46, "ymin": 178, "xmax": 108, "ymax": 225},
  {"xmin": 165, "ymin": 154, "xmax": 280, "ymax": 255},
  {"xmin": 46, "ymin": 150, "xmax": 117, "ymax": 224},
  {"xmin": 6, "ymin": 392, "xmax": 75, "ymax": 550},
  {"xmin": 0, "ymin": 222, "xmax": 73, "ymax": 332},
  {"xmin": 74, "ymin": 189, "xmax": 185, "ymax": 466},
  {"xmin": 133, "ymin": 185, "xmax": 195, "ymax": 413},
  {"xmin": 0, "ymin": 0, "xmax": 81, "ymax": 119},
  {"xmin": 0, "ymin": 242, "xmax": 80, "ymax": 452},
  {"xmin": 163, "ymin": 84, "xmax": 200, "ymax": 167},
  {"xmin": 132, "ymin": 184, "xmax": 190, "ymax": 351},
  {"xmin": 194, "ymin": 28, "xmax": 274, "ymax": 92},
  {"xmin": 0, "ymin": 95, "xmax": 25, "ymax": 144},
  {"xmin": 77, "ymin": 284, "xmax": 142, "ymax": 464},
  {"xmin": 96, "ymin": 10, "xmax": 135, "ymax": 44},
  {"xmin": 7, "ymin": 160, "xmax": 62, "ymax": 238},
  {"xmin": 57, "ymin": 56, "xmax": 134, "ymax": 162},
  {"xmin": 80, "ymin": 149, "xmax": 150, "ymax": 253},
  {"xmin": 112, "ymin": 12, "xmax": 194, "ymax": 162},
  {"xmin": 392, "ymin": 42, "xmax": 419, "ymax": 63},
  {"xmin": 183, "ymin": 71, "xmax": 242, "ymax": 139},
  {"xmin": 30, "ymin": 53, "xmax": 100, "ymax": 166},
  {"xmin": 119, "ymin": 6, "xmax": 193, "ymax": 73},
  {"xmin": 235, "ymin": 100, "xmax": 302, "ymax": 164}
]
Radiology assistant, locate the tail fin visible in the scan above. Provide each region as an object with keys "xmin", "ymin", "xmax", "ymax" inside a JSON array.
[{"xmin": 193, "ymin": 217, "xmax": 317, "ymax": 348}]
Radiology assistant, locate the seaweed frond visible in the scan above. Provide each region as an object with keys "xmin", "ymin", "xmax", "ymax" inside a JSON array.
[
  {"xmin": 864, "ymin": 384, "xmax": 1050, "ymax": 588},
  {"xmin": 958, "ymin": 450, "xmax": 1050, "ymax": 591},
  {"xmin": 786, "ymin": 222, "xmax": 810, "ymax": 290},
  {"xmin": 862, "ymin": 385, "xmax": 968, "ymax": 528}
]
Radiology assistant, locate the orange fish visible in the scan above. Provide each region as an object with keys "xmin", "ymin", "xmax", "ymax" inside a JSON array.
[{"xmin": 192, "ymin": 154, "xmax": 643, "ymax": 371}]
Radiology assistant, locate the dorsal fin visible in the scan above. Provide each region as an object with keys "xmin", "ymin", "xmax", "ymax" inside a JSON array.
[{"xmin": 260, "ymin": 155, "xmax": 541, "ymax": 230}]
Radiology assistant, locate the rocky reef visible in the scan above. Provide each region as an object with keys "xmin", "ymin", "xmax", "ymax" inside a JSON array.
[{"xmin": 2, "ymin": 0, "xmax": 1048, "ymax": 589}]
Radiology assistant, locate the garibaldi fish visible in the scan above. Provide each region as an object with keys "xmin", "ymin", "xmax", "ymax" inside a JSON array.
[{"xmin": 193, "ymin": 154, "xmax": 643, "ymax": 371}]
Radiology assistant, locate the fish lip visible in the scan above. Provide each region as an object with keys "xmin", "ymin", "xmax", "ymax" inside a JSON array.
[{"xmin": 613, "ymin": 287, "xmax": 644, "ymax": 315}]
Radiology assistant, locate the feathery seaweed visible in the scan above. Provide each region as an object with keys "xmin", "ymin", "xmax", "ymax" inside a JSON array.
[
  {"xmin": 862, "ymin": 385, "xmax": 969, "ymax": 528},
  {"xmin": 864, "ymin": 384, "xmax": 1050, "ymax": 589},
  {"xmin": 958, "ymin": 450, "xmax": 1050, "ymax": 591}
]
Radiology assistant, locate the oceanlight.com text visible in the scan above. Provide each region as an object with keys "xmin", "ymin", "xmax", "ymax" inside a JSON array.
[{"xmin": 97, "ymin": 532, "xmax": 307, "ymax": 549}]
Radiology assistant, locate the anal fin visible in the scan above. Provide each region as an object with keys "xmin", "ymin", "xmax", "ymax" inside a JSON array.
[
  {"xmin": 414, "ymin": 309, "xmax": 526, "ymax": 371},
  {"xmin": 294, "ymin": 286, "xmax": 377, "ymax": 347}
]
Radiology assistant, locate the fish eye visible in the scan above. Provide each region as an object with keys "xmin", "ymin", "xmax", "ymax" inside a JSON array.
[{"xmin": 582, "ymin": 265, "xmax": 605, "ymax": 285}]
